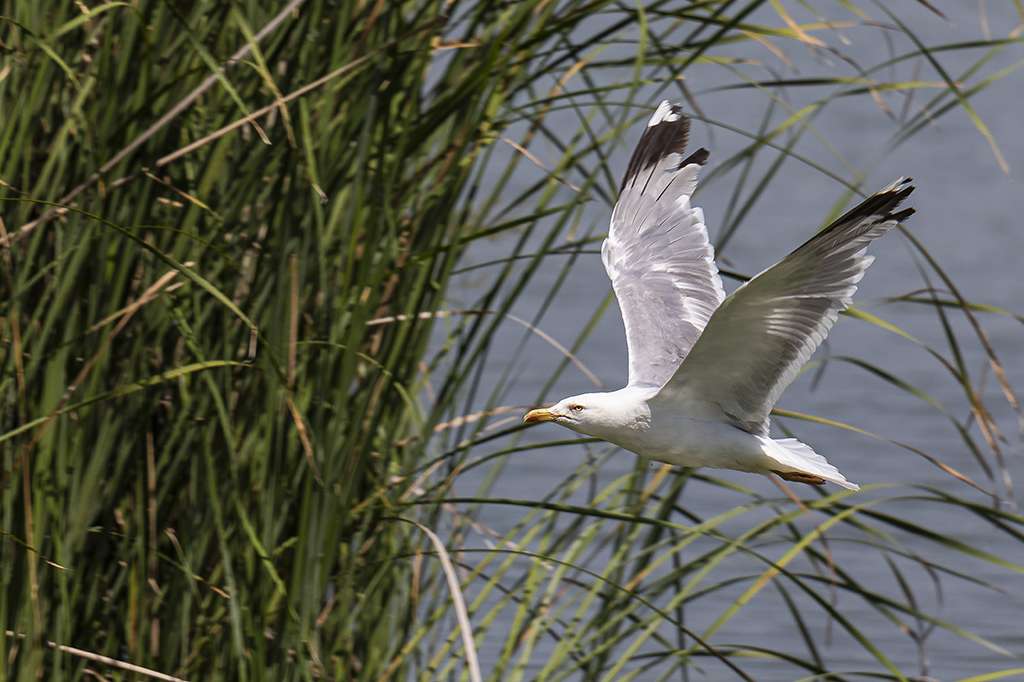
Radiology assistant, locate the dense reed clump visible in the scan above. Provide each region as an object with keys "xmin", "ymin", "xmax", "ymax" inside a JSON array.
[{"xmin": 2, "ymin": 1, "xmax": 1023, "ymax": 681}]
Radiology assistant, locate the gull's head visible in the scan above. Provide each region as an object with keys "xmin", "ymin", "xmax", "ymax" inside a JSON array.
[{"xmin": 523, "ymin": 390, "xmax": 650, "ymax": 439}]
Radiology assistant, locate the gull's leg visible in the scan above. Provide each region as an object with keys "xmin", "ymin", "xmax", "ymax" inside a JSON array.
[{"xmin": 772, "ymin": 470, "xmax": 826, "ymax": 486}]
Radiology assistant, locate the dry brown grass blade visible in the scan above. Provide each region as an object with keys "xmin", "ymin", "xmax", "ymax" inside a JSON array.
[
  {"xmin": 4, "ymin": 630, "xmax": 190, "ymax": 682},
  {"xmin": 288, "ymin": 254, "xmax": 299, "ymax": 386},
  {"xmin": 0, "ymin": 218, "xmax": 25, "ymax": 415},
  {"xmin": 286, "ymin": 394, "xmax": 322, "ymax": 487},
  {"xmin": 393, "ymin": 405, "xmax": 526, "ymax": 448},
  {"xmin": 366, "ymin": 309, "xmax": 604, "ymax": 389},
  {"xmin": 142, "ymin": 172, "xmax": 212, "ymax": 210},
  {"xmin": 768, "ymin": 0, "xmax": 828, "ymax": 47},
  {"xmin": 740, "ymin": 30, "xmax": 795, "ymax": 69},
  {"xmin": 500, "ymin": 137, "xmax": 583, "ymax": 192}
]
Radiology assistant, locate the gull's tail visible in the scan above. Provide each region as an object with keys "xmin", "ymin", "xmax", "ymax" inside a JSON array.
[{"xmin": 761, "ymin": 437, "xmax": 859, "ymax": 490}]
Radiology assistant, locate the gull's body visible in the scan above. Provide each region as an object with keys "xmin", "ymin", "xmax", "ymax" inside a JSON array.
[{"xmin": 524, "ymin": 102, "xmax": 915, "ymax": 490}]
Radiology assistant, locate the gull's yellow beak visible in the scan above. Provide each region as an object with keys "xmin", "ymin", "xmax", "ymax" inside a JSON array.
[{"xmin": 523, "ymin": 408, "xmax": 556, "ymax": 423}]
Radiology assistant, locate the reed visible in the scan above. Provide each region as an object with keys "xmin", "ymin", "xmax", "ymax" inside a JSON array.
[{"xmin": 1, "ymin": 1, "xmax": 1022, "ymax": 681}]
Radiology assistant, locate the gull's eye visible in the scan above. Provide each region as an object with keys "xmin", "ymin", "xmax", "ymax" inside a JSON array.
[{"xmin": 571, "ymin": 404, "xmax": 584, "ymax": 413}]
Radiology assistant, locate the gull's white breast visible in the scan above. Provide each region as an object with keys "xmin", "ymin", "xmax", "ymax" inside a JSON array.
[{"xmin": 604, "ymin": 400, "xmax": 771, "ymax": 474}]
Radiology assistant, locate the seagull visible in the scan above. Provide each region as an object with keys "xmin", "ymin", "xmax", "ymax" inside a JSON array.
[{"xmin": 523, "ymin": 101, "xmax": 914, "ymax": 490}]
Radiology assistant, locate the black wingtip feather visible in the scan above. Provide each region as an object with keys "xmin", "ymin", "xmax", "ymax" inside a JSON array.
[
  {"xmin": 890, "ymin": 207, "xmax": 915, "ymax": 223},
  {"xmin": 680, "ymin": 148, "xmax": 710, "ymax": 168},
  {"xmin": 619, "ymin": 103, "xmax": 701, "ymax": 195},
  {"xmin": 821, "ymin": 178, "xmax": 916, "ymax": 238}
]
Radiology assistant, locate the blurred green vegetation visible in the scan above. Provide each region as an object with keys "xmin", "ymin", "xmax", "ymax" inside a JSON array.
[{"xmin": 1, "ymin": 1, "xmax": 1023, "ymax": 681}]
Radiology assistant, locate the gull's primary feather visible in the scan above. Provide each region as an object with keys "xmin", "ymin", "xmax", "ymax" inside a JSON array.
[
  {"xmin": 652, "ymin": 177, "xmax": 915, "ymax": 436},
  {"xmin": 603, "ymin": 102, "xmax": 724, "ymax": 389}
]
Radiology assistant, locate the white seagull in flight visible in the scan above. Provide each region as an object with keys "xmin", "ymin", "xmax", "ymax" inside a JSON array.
[{"xmin": 524, "ymin": 101, "xmax": 914, "ymax": 490}]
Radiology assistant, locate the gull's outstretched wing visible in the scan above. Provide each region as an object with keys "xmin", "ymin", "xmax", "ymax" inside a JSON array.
[
  {"xmin": 602, "ymin": 102, "xmax": 725, "ymax": 389},
  {"xmin": 653, "ymin": 178, "xmax": 915, "ymax": 436}
]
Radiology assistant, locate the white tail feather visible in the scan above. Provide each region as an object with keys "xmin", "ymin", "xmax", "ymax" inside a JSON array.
[{"xmin": 762, "ymin": 438, "xmax": 859, "ymax": 490}]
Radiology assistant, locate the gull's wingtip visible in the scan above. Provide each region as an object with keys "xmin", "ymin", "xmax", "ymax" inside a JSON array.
[
  {"xmin": 646, "ymin": 103, "xmax": 709, "ymax": 166},
  {"xmin": 818, "ymin": 176, "xmax": 916, "ymax": 239},
  {"xmin": 647, "ymin": 100, "xmax": 682, "ymax": 126},
  {"xmin": 881, "ymin": 177, "xmax": 916, "ymax": 223},
  {"xmin": 882, "ymin": 176, "xmax": 913, "ymax": 191},
  {"xmin": 620, "ymin": 102, "xmax": 705, "ymax": 194}
]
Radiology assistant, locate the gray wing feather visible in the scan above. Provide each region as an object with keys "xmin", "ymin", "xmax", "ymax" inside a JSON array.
[
  {"xmin": 603, "ymin": 102, "xmax": 725, "ymax": 389},
  {"xmin": 652, "ymin": 178, "xmax": 915, "ymax": 435}
]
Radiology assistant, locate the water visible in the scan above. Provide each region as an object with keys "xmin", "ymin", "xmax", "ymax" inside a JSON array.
[{"xmin": 442, "ymin": 5, "xmax": 1024, "ymax": 679}]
